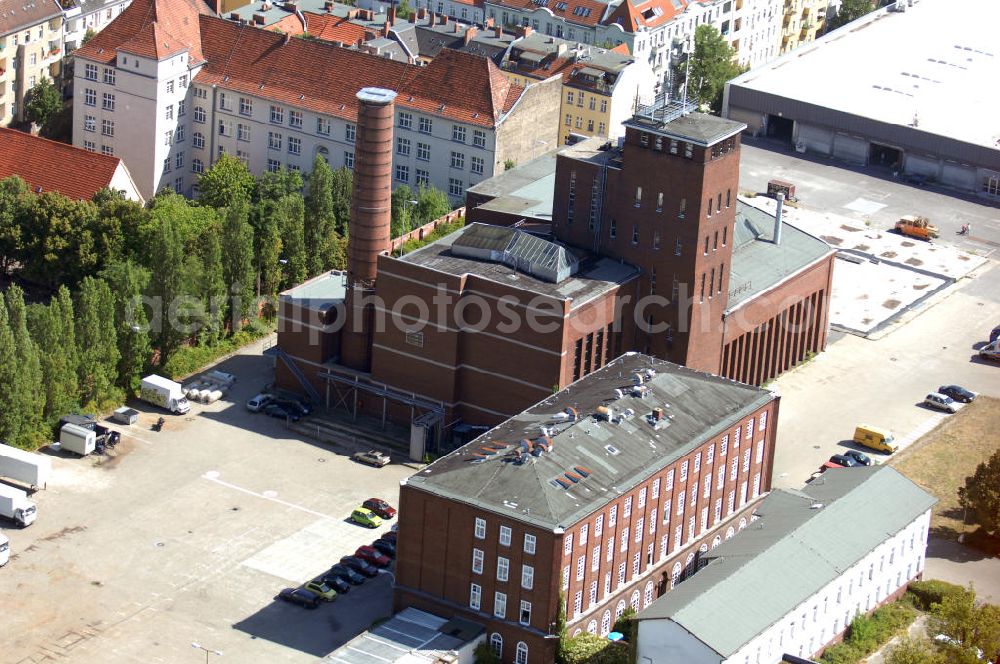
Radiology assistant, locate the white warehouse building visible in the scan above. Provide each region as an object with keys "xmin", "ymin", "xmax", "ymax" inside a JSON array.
[{"xmin": 633, "ymin": 466, "xmax": 936, "ymax": 664}]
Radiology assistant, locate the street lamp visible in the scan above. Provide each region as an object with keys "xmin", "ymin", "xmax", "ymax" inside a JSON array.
[{"xmin": 191, "ymin": 642, "xmax": 222, "ymax": 664}]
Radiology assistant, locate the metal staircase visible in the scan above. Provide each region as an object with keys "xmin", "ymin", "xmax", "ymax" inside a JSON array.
[{"xmin": 275, "ymin": 347, "xmax": 321, "ymax": 403}]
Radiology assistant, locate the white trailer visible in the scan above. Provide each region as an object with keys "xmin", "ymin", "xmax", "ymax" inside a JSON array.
[
  {"xmin": 60, "ymin": 423, "xmax": 96, "ymax": 456},
  {"xmin": 0, "ymin": 484, "xmax": 37, "ymax": 527},
  {"xmin": 140, "ymin": 375, "xmax": 191, "ymax": 414},
  {"xmin": 0, "ymin": 533, "xmax": 9, "ymax": 566},
  {"xmin": 0, "ymin": 444, "xmax": 51, "ymax": 490}
]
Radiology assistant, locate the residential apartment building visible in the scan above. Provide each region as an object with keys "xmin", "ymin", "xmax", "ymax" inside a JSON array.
[
  {"xmin": 60, "ymin": 0, "xmax": 132, "ymax": 98},
  {"xmin": 0, "ymin": 0, "xmax": 64, "ymax": 125},
  {"xmin": 394, "ymin": 353, "xmax": 780, "ymax": 663},
  {"xmin": 72, "ymin": 0, "xmax": 560, "ymax": 202},
  {"xmin": 498, "ymin": 31, "xmax": 655, "ymax": 145},
  {"xmin": 634, "ymin": 467, "xmax": 936, "ymax": 664},
  {"xmin": 779, "ymin": 0, "xmax": 826, "ymax": 53}
]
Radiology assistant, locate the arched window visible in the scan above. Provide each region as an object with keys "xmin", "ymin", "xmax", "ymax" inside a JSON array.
[
  {"xmin": 587, "ymin": 620, "xmax": 597, "ymax": 634},
  {"xmin": 712, "ymin": 535, "xmax": 722, "ymax": 549},
  {"xmin": 316, "ymin": 145, "xmax": 330, "ymax": 163},
  {"xmin": 515, "ymin": 642, "xmax": 528, "ymax": 664},
  {"xmin": 739, "ymin": 517, "xmax": 748, "ymax": 531},
  {"xmin": 630, "ymin": 590, "xmax": 640, "ymax": 611},
  {"xmin": 643, "ymin": 581, "xmax": 654, "ymax": 607},
  {"xmin": 683, "ymin": 552, "xmax": 696, "ymax": 579},
  {"xmin": 725, "ymin": 526, "xmax": 736, "ymax": 540},
  {"xmin": 572, "ymin": 628, "xmax": 582, "ymax": 637},
  {"xmin": 490, "ymin": 633, "xmax": 503, "ymax": 657},
  {"xmin": 670, "ymin": 562, "xmax": 682, "ymax": 588},
  {"xmin": 615, "ymin": 600, "xmax": 627, "ymax": 618},
  {"xmin": 601, "ymin": 610, "xmax": 612, "ymax": 635}
]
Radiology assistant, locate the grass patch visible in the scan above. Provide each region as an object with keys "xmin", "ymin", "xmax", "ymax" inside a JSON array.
[
  {"xmin": 890, "ymin": 397, "xmax": 1000, "ymax": 541},
  {"xmin": 400, "ymin": 217, "xmax": 465, "ymax": 255},
  {"xmin": 160, "ymin": 319, "xmax": 275, "ymax": 381}
]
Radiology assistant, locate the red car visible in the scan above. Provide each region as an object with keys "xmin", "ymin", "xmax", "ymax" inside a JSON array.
[
  {"xmin": 362, "ymin": 498, "xmax": 397, "ymax": 519},
  {"xmin": 355, "ymin": 545, "xmax": 391, "ymax": 568}
]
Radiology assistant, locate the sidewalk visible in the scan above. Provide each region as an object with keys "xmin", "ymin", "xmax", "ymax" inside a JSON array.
[{"xmin": 864, "ymin": 615, "xmax": 928, "ymax": 664}]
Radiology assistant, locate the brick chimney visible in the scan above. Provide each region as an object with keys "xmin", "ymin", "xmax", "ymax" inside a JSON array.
[
  {"xmin": 387, "ymin": 5, "xmax": 396, "ymax": 26},
  {"xmin": 485, "ymin": 17, "xmax": 494, "ymax": 28},
  {"xmin": 441, "ymin": 14, "xmax": 448, "ymax": 25},
  {"xmin": 428, "ymin": 11, "xmax": 435, "ymax": 25},
  {"xmin": 494, "ymin": 25, "xmax": 503, "ymax": 39},
  {"xmin": 417, "ymin": 7, "xmax": 426, "ymax": 19},
  {"xmin": 464, "ymin": 26, "xmax": 477, "ymax": 44},
  {"xmin": 519, "ymin": 25, "xmax": 533, "ymax": 38},
  {"xmin": 452, "ymin": 19, "xmax": 460, "ymax": 33}
]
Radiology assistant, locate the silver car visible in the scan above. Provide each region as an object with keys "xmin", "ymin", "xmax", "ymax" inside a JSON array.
[
  {"xmin": 246, "ymin": 393, "xmax": 274, "ymax": 412},
  {"xmin": 924, "ymin": 392, "xmax": 960, "ymax": 414}
]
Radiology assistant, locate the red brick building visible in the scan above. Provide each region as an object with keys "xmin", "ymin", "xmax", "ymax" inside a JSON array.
[{"xmin": 394, "ymin": 353, "xmax": 780, "ymax": 664}]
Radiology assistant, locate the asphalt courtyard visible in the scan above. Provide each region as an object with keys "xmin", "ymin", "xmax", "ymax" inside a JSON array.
[{"xmin": 1, "ymin": 341, "xmax": 411, "ymax": 664}]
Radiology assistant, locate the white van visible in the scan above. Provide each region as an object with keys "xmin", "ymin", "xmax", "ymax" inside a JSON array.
[{"xmin": 246, "ymin": 394, "xmax": 273, "ymax": 412}]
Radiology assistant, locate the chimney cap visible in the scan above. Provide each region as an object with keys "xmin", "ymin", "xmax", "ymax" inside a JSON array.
[{"xmin": 357, "ymin": 87, "xmax": 398, "ymax": 104}]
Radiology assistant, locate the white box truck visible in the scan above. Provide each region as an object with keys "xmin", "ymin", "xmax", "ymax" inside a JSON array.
[
  {"xmin": 60, "ymin": 423, "xmax": 96, "ymax": 456},
  {"xmin": 0, "ymin": 533, "xmax": 9, "ymax": 566},
  {"xmin": 0, "ymin": 444, "xmax": 51, "ymax": 490},
  {"xmin": 0, "ymin": 483, "xmax": 36, "ymax": 527},
  {"xmin": 140, "ymin": 375, "xmax": 191, "ymax": 414}
]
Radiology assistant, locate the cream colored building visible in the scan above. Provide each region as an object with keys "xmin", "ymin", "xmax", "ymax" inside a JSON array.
[
  {"xmin": 0, "ymin": 0, "xmax": 64, "ymax": 125},
  {"xmin": 780, "ymin": 0, "xmax": 826, "ymax": 53}
]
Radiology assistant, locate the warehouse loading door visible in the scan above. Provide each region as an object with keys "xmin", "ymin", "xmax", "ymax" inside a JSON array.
[{"xmin": 766, "ymin": 114, "xmax": 794, "ymax": 142}]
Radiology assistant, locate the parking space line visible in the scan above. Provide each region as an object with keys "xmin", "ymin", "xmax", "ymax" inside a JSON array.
[{"xmin": 201, "ymin": 473, "xmax": 338, "ymax": 520}]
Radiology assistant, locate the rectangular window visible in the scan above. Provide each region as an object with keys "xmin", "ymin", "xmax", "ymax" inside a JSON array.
[
  {"xmin": 743, "ymin": 448, "xmax": 751, "ymax": 473},
  {"xmin": 573, "ymin": 591, "xmax": 582, "ymax": 617},
  {"xmin": 730, "ymin": 457, "xmax": 738, "ymax": 481},
  {"xmin": 98, "ymin": 91, "xmax": 112, "ymax": 111},
  {"xmin": 84, "ymin": 115, "xmax": 96, "ymax": 132},
  {"xmin": 103, "ymin": 67, "xmax": 115, "ymax": 85},
  {"xmin": 415, "ymin": 169, "xmax": 429, "ymax": 187},
  {"xmin": 470, "ymin": 583, "xmax": 481, "ymax": 610},
  {"xmin": 609, "ymin": 504, "xmax": 617, "ymax": 526},
  {"xmin": 619, "ymin": 528, "xmax": 627, "ymax": 552},
  {"xmin": 520, "ymin": 600, "xmax": 532, "ymax": 625},
  {"xmin": 175, "ymin": 151, "xmax": 184, "ymax": 169},
  {"xmin": 638, "ymin": 487, "xmax": 647, "ymax": 509},
  {"xmin": 606, "ymin": 537, "xmax": 613, "ymax": 562},
  {"xmin": 473, "ymin": 129, "xmax": 486, "ymax": 148},
  {"xmin": 194, "ymin": 106, "xmax": 206, "ymax": 124},
  {"xmin": 397, "ymin": 137, "xmax": 411, "ymax": 156},
  {"xmin": 472, "ymin": 548, "xmax": 484, "ymax": 574},
  {"xmin": 662, "ymin": 499, "xmax": 671, "ymax": 523},
  {"xmin": 288, "ymin": 136, "xmax": 301, "ymax": 155},
  {"xmin": 562, "ymin": 566, "xmax": 569, "ymax": 589},
  {"xmin": 448, "ymin": 178, "xmax": 464, "ymax": 197},
  {"xmin": 192, "ymin": 132, "xmax": 204, "ymax": 149},
  {"xmin": 166, "ymin": 80, "xmax": 175, "ymax": 94},
  {"xmin": 471, "ymin": 156, "xmax": 484, "ymax": 175},
  {"xmin": 289, "ymin": 110, "xmax": 302, "ymax": 128},
  {"xmin": 101, "ymin": 145, "xmax": 114, "ymax": 156},
  {"xmin": 564, "ymin": 533, "xmax": 573, "ymax": 555},
  {"xmin": 714, "ymin": 498, "xmax": 722, "ymax": 523},
  {"xmin": 219, "ymin": 93, "xmax": 231, "ymax": 111},
  {"xmin": 238, "ymin": 123, "xmax": 250, "ymax": 142},
  {"xmin": 450, "ymin": 151, "xmax": 465, "ymax": 169},
  {"xmin": 101, "ymin": 119, "xmax": 114, "ymax": 136},
  {"xmin": 624, "ymin": 496, "xmax": 632, "ymax": 518},
  {"xmin": 497, "ymin": 557, "xmax": 509, "ymax": 582},
  {"xmin": 395, "ymin": 164, "xmax": 409, "ymax": 182},
  {"xmin": 756, "ymin": 440, "xmax": 764, "ymax": 465},
  {"xmin": 84, "ymin": 63, "xmax": 98, "ymax": 81},
  {"xmin": 635, "ymin": 518, "xmax": 643, "ymax": 542},
  {"xmin": 523, "ymin": 533, "xmax": 536, "ymax": 554},
  {"xmin": 591, "ymin": 545, "xmax": 600, "ymax": 571},
  {"xmin": 589, "ymin": 581, "xmax": 597, "ymax": 606},
  {"xmin": 452, "ymin": 124, "xmax": 466, "ymax": 142},
  {"xmin": 83, "ymin": 140, "xmax": 95, "ymax": 152},
  {"xmin": 677, "ymin": 491, "xmax": 685, "ymax": 516},
  {"xmin": 474, "ymin": 517, "xmax": 486, "ymax": 539},
  {"xmin": 522, "ymin": 565, "xmax": 534, "ymax": 589},
  {"xmin": 344, "ymin": 151, "xmax": 354, "ymax": 168},
  {"xmin": 316, "ymin": 117, "xmax": 330, "ymax": 135},
  {"xmin": 416, "ymin": 142, "xmax": 430, "ymax": 161},
  {"xmin": 418, "ymin": 117, "xmax": 432, "ymax": 134},
  {"xmin": 270, "ymin": 105, "xmax": 284, "ymax": 124},
  {"xmin": 680, "ymin": 460, "xmax": 689, "ymax": 481},
  {"xmin": 398, "ymin": 112, "xmax": 412, "ymax": 129},
  {"xmin": 268, "ymin": 132, "xmax": 282, "ymax": 150},
  {"xmin": 499, "ymin": 525, "xmax": 512, "ymax": 547},
  {"xmin": 345, "ymin": 123, "xmax": 356, "ymax": 142},
  {"xmin": 494, "ymin": 592, "xmax": 507, "ymax": 618},
  {"xmin": 632, "ymin": 552, "xmax": 640, "ymax": 577},
  {"xmin": 617, "ymin": 562, "xmax": 626, "ymax": 586},
  {"xmin": 595, "ymin": 514, "xmax": 604, "ymax": 537},
  {"xmin": 576, "ymin": 555, "xmax": 585, "ymax": 580},
  {"xmin": 266, "ymin": 159, "xmax": 281, "ymax": 173},
  {"xmin": 239, "ymin": 97, "xmax": 252, "ymax": 116},
  {"xmin": 666, "ymin": 469, "xmax": 674, "ymax": 491}
]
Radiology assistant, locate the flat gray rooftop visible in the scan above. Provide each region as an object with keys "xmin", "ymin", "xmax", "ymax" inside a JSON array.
[
  {"xmin": 397, "ymin": 224, "xmax": 639, "ymax": 308},
  {"xmin": 405, "ymin": 353, "xmax": 773, "ymax": 530},
  {"xmin": 280, "ymin": 271, "xmax": 347, "ymax": 311},
  {"xmin": 326, "ymin": 607, "xmax": 482, "ymax": 664},
  {"xmin": 636, "ymin": 466, "xmax": 936, "ymax": 657},
  {"xmin": 626, "ymin": 110, "xmax": 746, "ymax": 147},
  {"xmin": 728, "ymin": 201, "xmax": 833, "ymax": 310},
  {"xmin": 726, "ymin": 0, "xmax": 1000, "ymax": 151}
]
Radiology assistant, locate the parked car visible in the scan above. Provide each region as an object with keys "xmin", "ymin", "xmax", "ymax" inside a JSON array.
[
  {"xmin": 246, "ymin": 393, "xmax": 273, "ymax": 412},
  {"xmin": 381, "ymin": 531, "xmax": 398, "ymax": 544},
  {"xmin": 979, "ymin": 340, "xmax": 1000, "ymax": 362},
  {"xmin": 844, "ymin": 450, "xmax": 873, "ymax": 466},
  {"xmin": 853, "ymin": 424, "xmax": 897, "ymax": 454},
  {"xmin": 340, "ymin": 555, "xmax": 379, "ymax": 577},
  {"xmin": 990, "ymin": 326, "xmax": 1000, "ymax": 344},
  {"xmin": 264, "ymin": 404, "xmax": 300, "ymax": 421},
  {"xmin": 372, "ymin": 538, "xmax": 396, "ymax": 558},
  {"xmin": 303, "ymin": 580, "xmax": 338, "ymax": 602},
  {"xmin": 273, "ymin": 397, "xmax": 311, "ymax": 417},
  {"xmin": 277, "ymin": 587, "xmax": 321, "ymax": 609},
  {"xmin": 829, "ymin": 454, "xmax": 859, "ymax": 468},
  {"xmin": 351, "ymin": 450, "xmax": 390, "ymax": 467},
  {"xmin": 924, "ymin": 392, "xmax": 960, "ymax": 413},
  {"xmin": 355, "ymin": 545, "xmax": 391, "ymax": 568},
  {"xmin": 937, "ymin": 385, "xmax": 976, "ymax": 403},
  {"xmin": 351, "ymin": 507, "xmax": 383, "ymax": 529},
  {"xmin": 362, "ymin": 498, "xmax": 397, "ymax": 519},
  {"xmin": 326, "ymin": 564, "xmax": 365, "ymax": 586},
  {"xmin": 317, "ymin": 574, "xmax": 351, "ymax": 594}
]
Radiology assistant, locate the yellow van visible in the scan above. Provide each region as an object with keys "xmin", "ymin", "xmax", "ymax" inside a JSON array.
[{"xmin": 853, "ymin": 424, "xmax": 897, "ymax": 453}]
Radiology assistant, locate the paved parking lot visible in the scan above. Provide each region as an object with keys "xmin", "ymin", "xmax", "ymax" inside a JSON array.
[{"xmin": 1, "ymin": 339, "xmax": 412, "ymax": 663}]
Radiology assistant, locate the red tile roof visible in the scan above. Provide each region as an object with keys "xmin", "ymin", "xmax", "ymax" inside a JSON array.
[
  {"xmin": 0, "ymin": 0, "xmax": 61, "ymax": 37},
  {"xmin": 302, "ymin": 12, "xmax": 369, "ymax": 45},
  {"xmin": 0, "ymin": 128, "xmax": 124, "ymax": 201},
  {"xmin": 74, "ymin": 0, "xmax": 212, "ymax": 65},
  {"xmin": 196, "ymin": 17, "xmax": 523, "ymax": 127},
  {"xmin": 606, "ymin": 0, "xmax": 688, "ymax": 32},
  {"xmin": 489, "ymin": 0, "xmax": 608, "ymax": 27}
]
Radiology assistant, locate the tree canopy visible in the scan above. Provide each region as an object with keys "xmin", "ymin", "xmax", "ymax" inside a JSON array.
[
  {"xmin": 827, "ymin": 0, "xmax": 874, "ymax": 31},
  {"xmin": 958, "ymin": 448, "xmax": 1000, "ymax": 535},
  {"xmin": 24, "ymin": 77, "xmax": 62, "ymax": 127},
  {"xmin": 682, "ymin": 24, "xmax": 746, "ymax": 114}
]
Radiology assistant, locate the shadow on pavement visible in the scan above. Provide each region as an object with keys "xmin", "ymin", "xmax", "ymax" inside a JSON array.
[
  {"xmin": 232, "ymin": 574, "xmax": 393, "ymax": 658},
  {"xmin": 926, "ymin": 536, "xmax": 993, "ymax": 564}
]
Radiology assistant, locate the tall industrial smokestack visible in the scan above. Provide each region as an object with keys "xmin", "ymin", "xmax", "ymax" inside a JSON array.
[
  {"xmin": 347, "ymin": 87, "xmax": 396, "ymax": 286},
  {"xmin": 773, "ymin": 192, "xmax": 784, "ymax": 246}
]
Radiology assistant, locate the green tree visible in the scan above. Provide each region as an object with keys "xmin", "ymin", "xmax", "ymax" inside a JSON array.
[
  {"xmin": 396, "ymin": 0, "xmax": 415, "ymax": 19},
  {"xmin": 76, "ymin": 277, "xmax": 121, "ymax": 408},
  {"xmin": 278, "ymin": 194, "xmax": 308, "ymax": 288},
  {"xmin": 94, "ymin": 188, "xmax": 151, "ymax": 265},
  {"xmin": 196, "ymin": 225, "xmax": 227, "ymax": 344},
  {"xmin": 391, "ymin": 184, "xmax": 415, "ymax": 238},
  {"xmin": 24, "ymin": 77, "xmax": 62, "ymax": 127},
  {"xmin": 958, "ymin": 448, "xmax": 1000, "ymax": 535},
  {"xmin": 414, "ymin": 184, "xmax": 452, "ymax": 227},
  {"xmin": 827, "ymin": 0, "xmax": 874, "ymax": 31},
  {"xmin": 305, "ymin": 155, "xmax": 338, "ymax": 275},
  {"xmin": 886, "ymin": 638, "xmax": 945, "ymax": 664},
  {"xmin": 196, "ymin": 153, "xmax": 256, "ymax": 209},
  {"xmin": 0, "ymin": 299, "xmax": 26, "ymax": 446},
  {"xmin": 149, "ymin": 215, "xmax": 188, "ymax": 364},
  {"xmin": 555, "ymin": 590, "xmax": 569, "ymax": 664},
  {"xmin": 220, "ymin": 202, "xmax": 256, "ymax": 333},
  {"xmin": 5, "ymin": 286, "xmax": 45, "ymax": 445},
  {"xmin": 27, "ymin": 290, "xmax": 79, "ymax": 422},
  {"xmin": 18, "ymin": 191, "xmax": 102, "ymax": 288},
  {"xmin": 99, "ymin": 260, "xmax": 153, "ymax": 395},
  {"xmin": 329, "ymin": 166, "xmax": 353, "ymax": 237},
  {"xmin": 82, "ymin": 27, "xmax": 96, "ymax": 44},
  {"xmin": 683, "ymin": 24, "xmax": 746, "ymax": 113},
  {"xmin": 472, "ymin": 642, "xmax": 501, "ymax": 664},
  {"xmin": 0, "ymin": 175, "xmax": 29, "ymax": 275}
]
